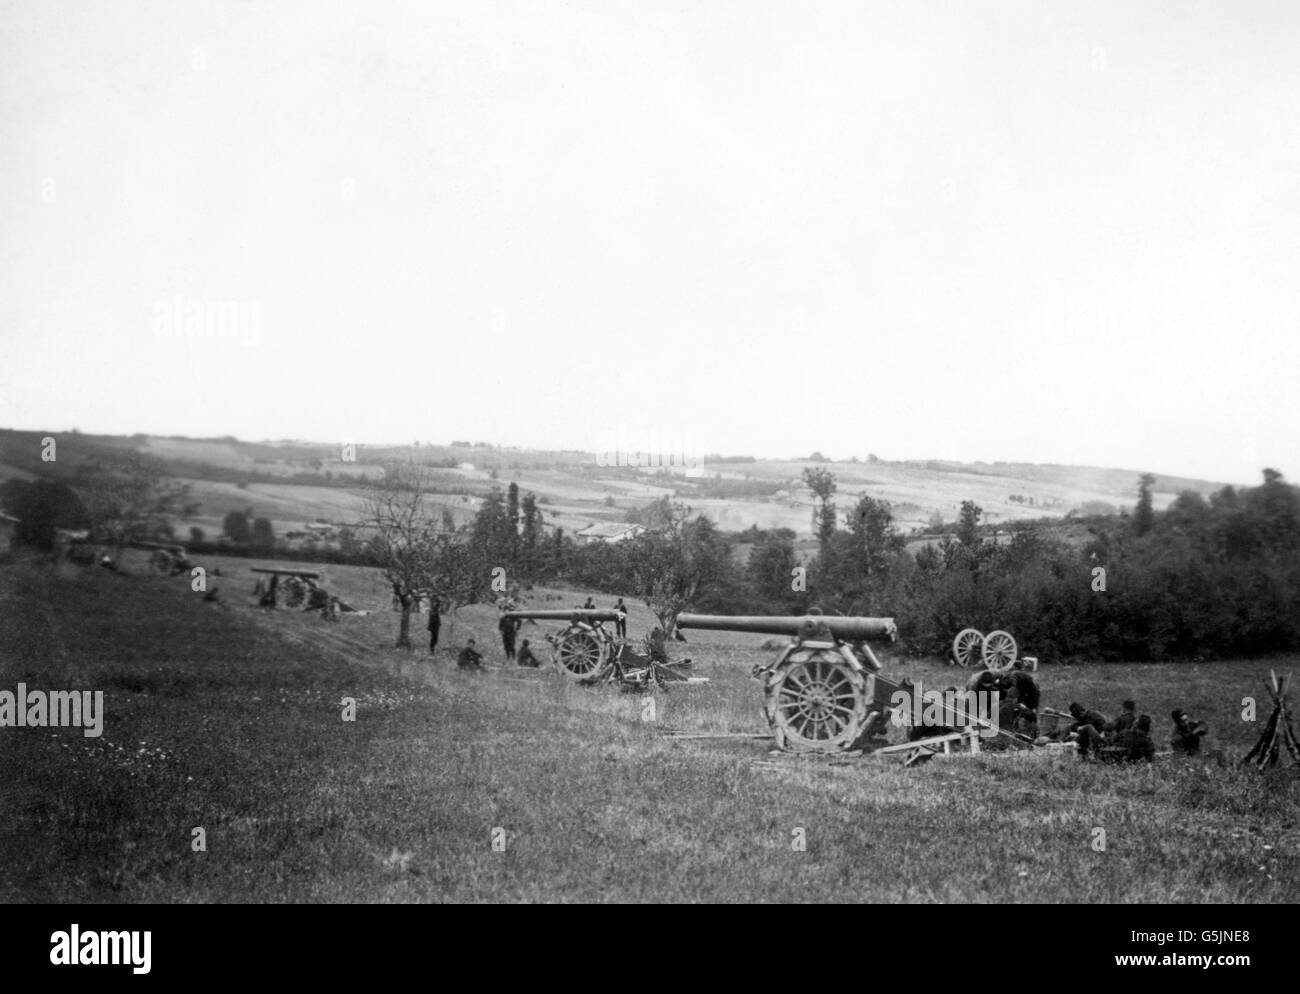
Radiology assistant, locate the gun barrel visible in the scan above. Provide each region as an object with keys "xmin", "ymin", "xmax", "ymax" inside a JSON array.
[
  {"xmin": 503, "ymin": 609, "xmax": 622, "ymax": 623},
  {"xmin": 676, "ymin": 613, "xmax": 897, "ymax": 642}
]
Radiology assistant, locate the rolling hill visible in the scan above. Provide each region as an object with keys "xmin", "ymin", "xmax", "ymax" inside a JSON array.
[{"xmin": 0, "ymin": 427, "xmax": 1230, "ymax": 545}]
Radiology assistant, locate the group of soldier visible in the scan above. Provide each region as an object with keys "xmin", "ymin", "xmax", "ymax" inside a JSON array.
[
  {"xmin": 1053, "ymin": 700, "xmax": 1209, "ymax": 762},
  {"xmin": 901, "ymin": 661, "xmax": 1211, "ymax": 763}
]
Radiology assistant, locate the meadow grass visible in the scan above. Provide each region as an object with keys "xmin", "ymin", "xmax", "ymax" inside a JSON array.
[{"xmin": 1, "ymin": 555, "xmax": 1296, "ymax": 902}]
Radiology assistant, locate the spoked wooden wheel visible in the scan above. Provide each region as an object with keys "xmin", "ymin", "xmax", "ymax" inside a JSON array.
[
  {"xmin": 554, "ymin": 624, "xmax": 610, "ymax": 679},
  {"xmin": 284, "ymin": 579, "xmax": 306, "ymax": 608},
  {"xmin": 952, "ymin": 628, "xmax": 985, "ymax": 668},
  {"xmin": 982, "ymin": 630, "xmax": 1018, "ymax": 671},
  {"xmin": 765, "ymin": 649, "xmax": 868, "ymax": 751}
]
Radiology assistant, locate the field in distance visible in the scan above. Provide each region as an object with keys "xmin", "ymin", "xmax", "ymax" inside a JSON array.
[{"xmin": 0, "ymin": 428, "xmax": 1226, "ymax": 550}]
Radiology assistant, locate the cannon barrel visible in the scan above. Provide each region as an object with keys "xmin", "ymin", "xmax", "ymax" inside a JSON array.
[
  {"xmin": 503, "ymin": 609, "xmax": 622, "ymax": 623},
  {"xmin": 677, "ymin": 613, "xmax": 897, "ymax": 642}
]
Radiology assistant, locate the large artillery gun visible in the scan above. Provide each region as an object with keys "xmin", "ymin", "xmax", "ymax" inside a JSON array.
[
  {"xmin": 502, "ymin": 609, "xmax": 623, "ymax": 680},
  {"xmin": 677, "ymin": 613, "xmax": 901, "ymax": 752}
]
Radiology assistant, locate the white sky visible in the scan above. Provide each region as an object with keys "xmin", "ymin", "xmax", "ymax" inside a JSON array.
[{"xmin": 2, "ymin": 0, "xmax": 1297, "ymax": 484}]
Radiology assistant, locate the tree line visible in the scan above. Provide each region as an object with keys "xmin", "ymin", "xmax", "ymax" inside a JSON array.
[{"xmin": 6, "ymin": 452, "xmax": 1300, "ymax": 662}]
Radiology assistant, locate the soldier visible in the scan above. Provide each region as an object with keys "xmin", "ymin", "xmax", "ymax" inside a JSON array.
[
  {"xmin": 998, "ymin": 669, "xmax": 1041, "ymax": 712},
  {"xmin": 1113, "ymin": 700, "xmax": 1138, "ymax": 733},
  {"xmin": 427, "ymin": 597, "xmax": 441, "ymax": 655},
  {"xmin": 259, "ymin": 574, "xmax": 279, "ymax": 608},
  {"xmin": 998, "ymin": 685, "xmax": 1037, "ymax": 739},
  {"xmin": 457, "ymin": 638, "xmax": 484, "ymax": 671},
  {"xmin": 1076, "ymin": 713, "xmax": 1154, "ymax": 762},
  {"xmin": 966, "ymin": 669, "xmax": 1001, "ymax": 696},
  {"xmin": 498, "ymin": 608, "xmax": 520, "ymax": 661},
  {"xmin": 1106, "ymin": 714, "xmax": 1156, "ymax": 762},
  {"xmin": 1067, "ymin": 701, "xmax": 1111, "ymax": 735},
  {"xmin": 613, "ymin": 597, "xmax": 628, "ymax": 639},
  {"xmin": 583, "ymin": 596, "xmax": 596, "ymax": 610},
  {"xmin": 517, "ymin": 639, "xmax": 541, "ymax": 668},
  {"xmin": 1170, "ymin": 709, "xmax": 1208, "ymax": 755}
]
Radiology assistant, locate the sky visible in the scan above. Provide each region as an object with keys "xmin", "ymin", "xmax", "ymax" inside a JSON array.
[{"xmin": 2, "ymin": 0, "xmax": 1297, "ymax": 485}]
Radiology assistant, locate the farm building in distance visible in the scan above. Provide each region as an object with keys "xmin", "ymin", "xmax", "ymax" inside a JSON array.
[{"xmin": 576, "ymin": 522, "xmax": 646, "ymax": 545}]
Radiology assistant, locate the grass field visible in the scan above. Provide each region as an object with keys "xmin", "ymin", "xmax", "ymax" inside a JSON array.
[{"xmin": 2, "ymin": 552, "xmax": 1297, "ymax": 902}]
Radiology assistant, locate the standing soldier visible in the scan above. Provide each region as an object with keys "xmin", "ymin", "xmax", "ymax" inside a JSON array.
[
  {"xmin": 613, "ymin": 597, "xmax": 628, "ymax": 639},
  {"xmin": 498, "ymin": 607, "xmax": 520, "ymax": 662},
  {"xmin": 427, "ymin": 597, "xmax": 441, "ymax": 655}
]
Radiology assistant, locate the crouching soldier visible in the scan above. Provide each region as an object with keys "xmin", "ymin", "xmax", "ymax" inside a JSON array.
[
  {"xmin": 1111, "ymin": 714, "xmax": 1156, "ymax": 762},
  {"xmin": 1067, "ymin": 702, "xmax": 1113, "ymax": 758},
  {"xmin": 457, "ymin": 638, "xmax": 484, "ymax": 671},
  {"xmin": 516, "ymin": 639, "xmax": 542, "ymax": 668},
  {"xmin": 1171, "ymin": 709, "xmax": 1208, "ymax": 754}
]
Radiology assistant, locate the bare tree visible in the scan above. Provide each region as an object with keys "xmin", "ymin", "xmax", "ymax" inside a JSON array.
[{"xmin": 362, "ymin": 465, "xmax": 482, "ymax": 649}]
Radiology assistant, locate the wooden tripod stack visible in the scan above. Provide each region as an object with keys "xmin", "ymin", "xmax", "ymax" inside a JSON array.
[{"xmin": 1242, "ymin": 670, "xmax": 1300, "ymax": 770}]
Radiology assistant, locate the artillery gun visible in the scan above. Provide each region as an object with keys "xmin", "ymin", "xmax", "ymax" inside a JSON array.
[
  {"xmin": 251, "ymin": 567, "xmax": 322, "ymax": 609},
  {"xmin": 676, "ymin": 613, "xmax": 902, "ymax": 752},
  {"xmin": 502, "ymin": 609, "xmax": 623, "ymax": 680}
]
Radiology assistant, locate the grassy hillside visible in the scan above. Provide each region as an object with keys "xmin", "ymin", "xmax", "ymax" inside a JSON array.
[{"xmin": 2, "ymin": 553, "xmax": 1296, "ymax": 902}]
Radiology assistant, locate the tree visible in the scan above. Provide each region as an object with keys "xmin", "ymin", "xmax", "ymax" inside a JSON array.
[
  {"xmin": 470, "ymin": 488, "xmax": 516, "ymax": 573},
  {"xmin": 628, "ymin": 494, "xmax": 685, "ymax": 531},
  {"xmin": 801, "ymin": 467, "xmax": 837, "ymax": 544},
  {"xmin": 75, "ymin": 452, "xmax": 195, "ymax": 559},
  {"xmin": 957, "ymin": 500, "xmax": 983, "ymax": 548},
  {"xmin": 362, "ymin": 466, "xmax": 482, "ymax": 649},
  {"xmin": 1134, "ymin": 474, "xmax": 1155, "ymax": 536},
  {"xmin": 844, "ymin": 494, "xmax": 905, "ymax": 588},
  {"xmin": 0, "ymin": 479, "xmax": 88, "ymax": 550},
  {"xmin": 223, "ymin": 511, "xmax": 251, "ymax": 544},
  {"xmin": 250, "ymin": 517, "xmax": 275, "ymax": 549},
  {"xmin": 189, "ymin": 526, "xmax": 206, "ymax": 543},
  {"xmin": 520, "ymin": 491, "xmax": 541, "ymax": 574},
  {"xmin": 626, "ymin": 504, "xmax": 729, "ymax": 636},
  {"xmin": 747, "ymin": 528, "xmax": 798, "ymax": 610}
]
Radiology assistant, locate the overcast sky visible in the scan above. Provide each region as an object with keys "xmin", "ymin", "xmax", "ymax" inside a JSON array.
[{"xmin": 2, "ymin": 0, "xmax": 1297, "ymax": 484}]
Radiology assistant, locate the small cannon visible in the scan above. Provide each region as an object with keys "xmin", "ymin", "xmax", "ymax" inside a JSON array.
[
  {"xmin": 502, "ymin": 609, "xmax": 623, "ymax": 680},
  {"xmin": 677, "ymin": 613, "xmax": 900, "ymax": 752}
]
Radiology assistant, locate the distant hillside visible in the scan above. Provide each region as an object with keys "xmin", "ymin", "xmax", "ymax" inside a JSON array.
[{"xmin": 0, "ymin": 427, "xmax": 1238, "ymax": 544}]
